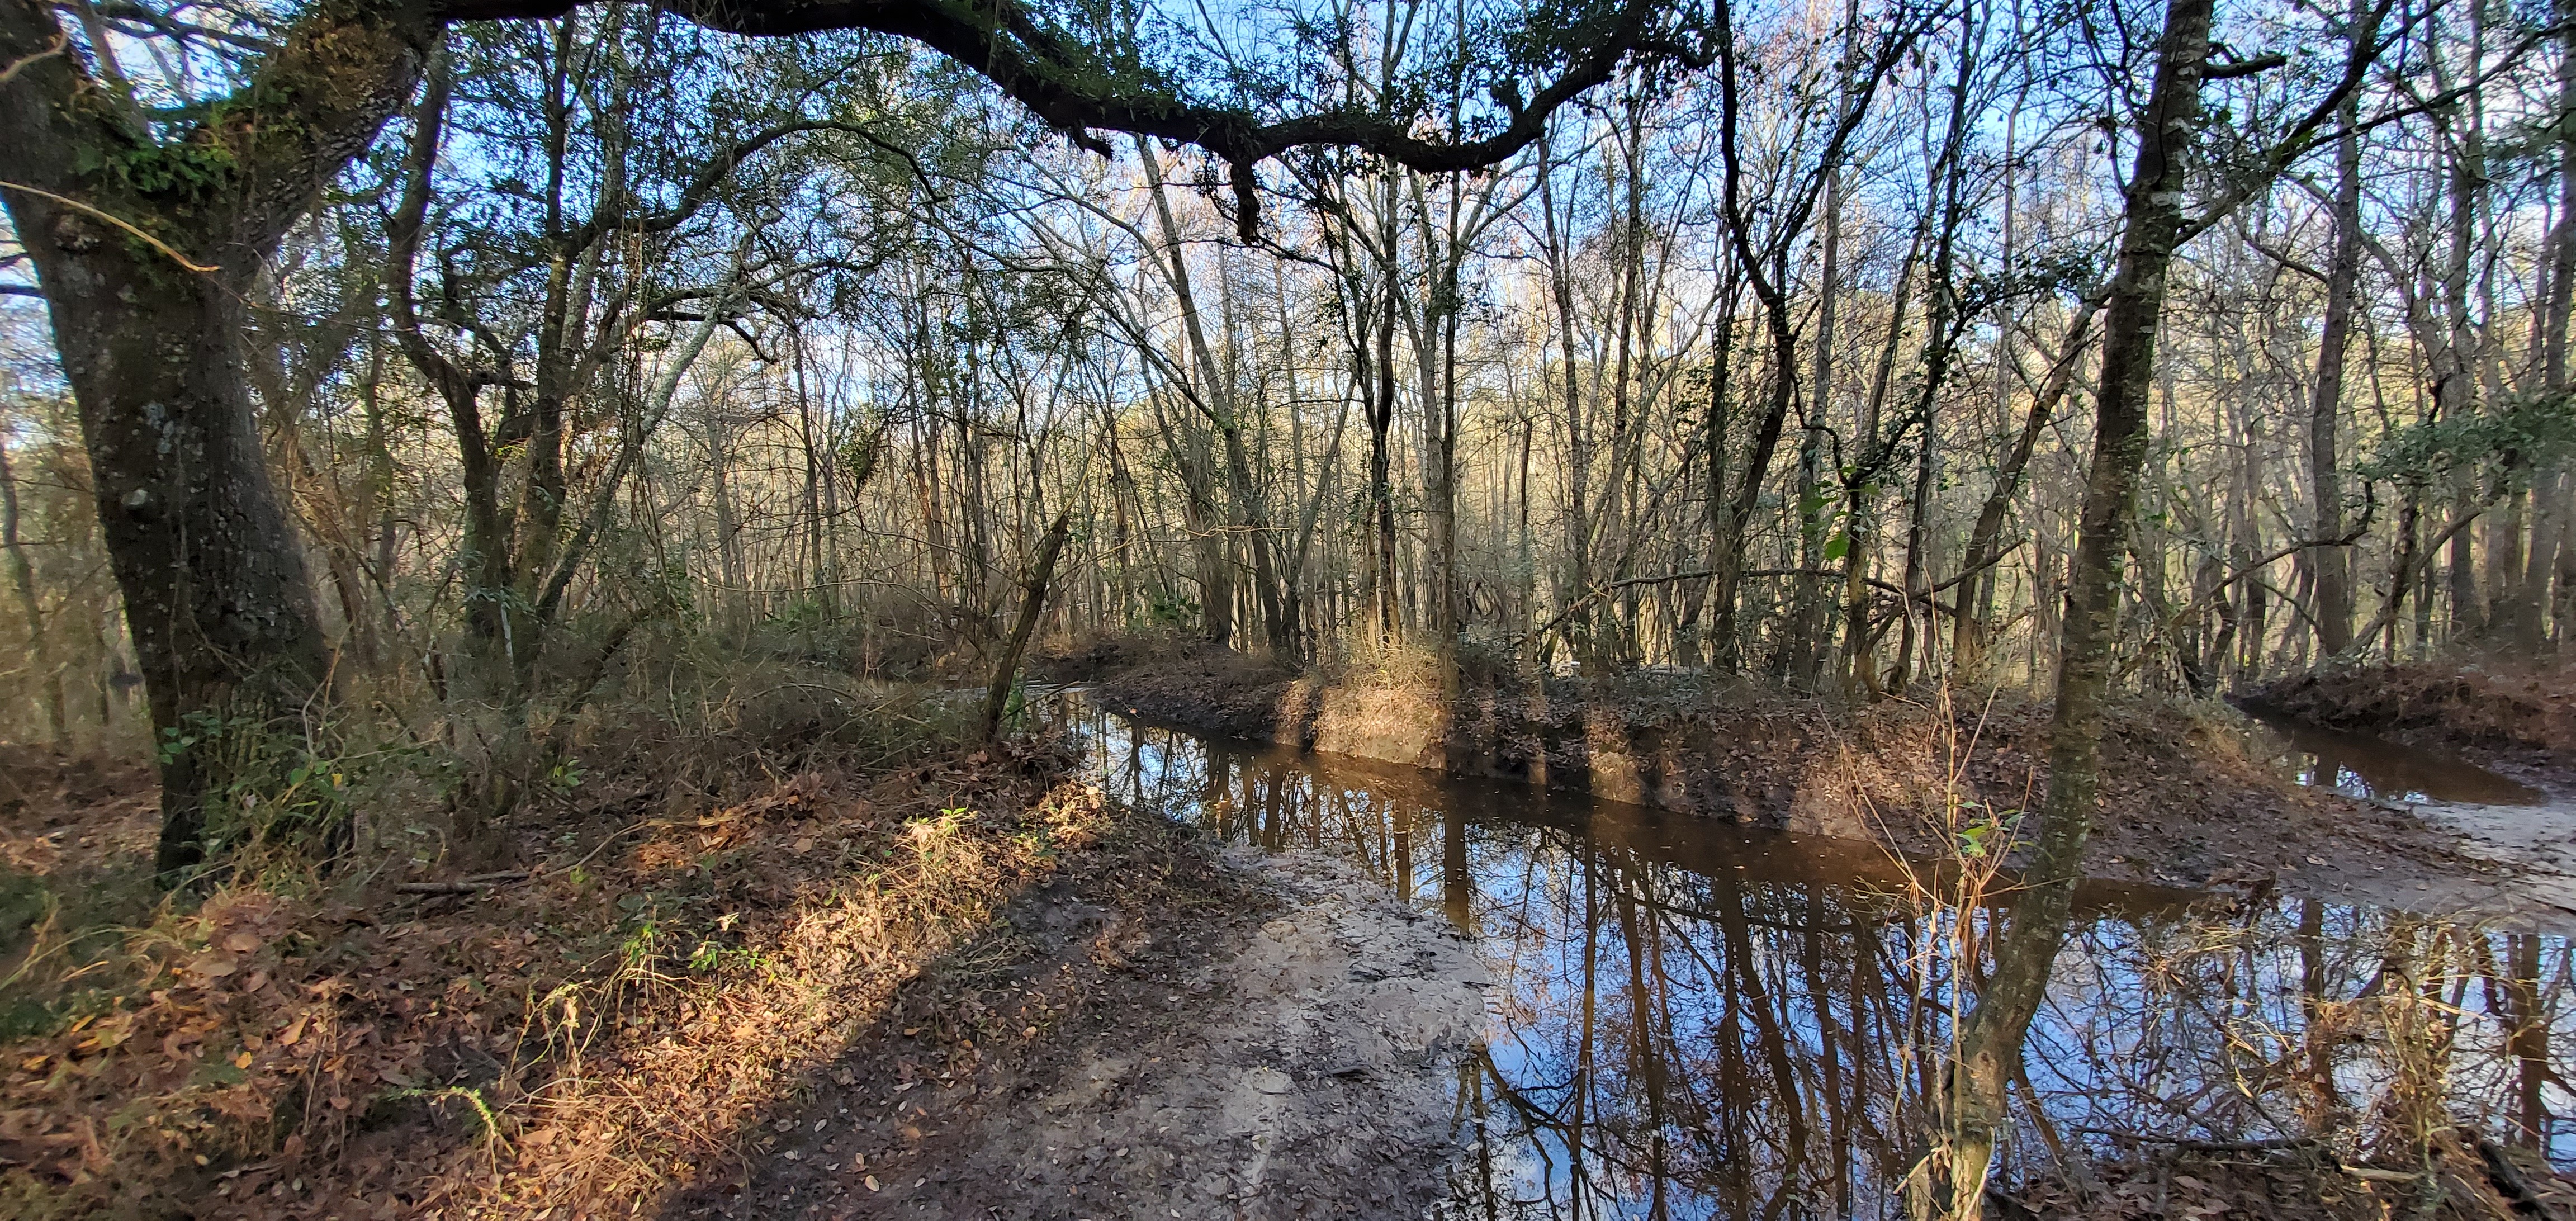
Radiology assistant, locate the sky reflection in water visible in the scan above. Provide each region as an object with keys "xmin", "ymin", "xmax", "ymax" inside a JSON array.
[{"xmin": 1059, "ymin": 699, "xmax": 2576, "ymax": 1218}]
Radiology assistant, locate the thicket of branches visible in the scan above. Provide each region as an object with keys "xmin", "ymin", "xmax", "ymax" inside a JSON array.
[{"xmin": 1, "ymin": 0, "xmax": 2570, "ymax": 801}]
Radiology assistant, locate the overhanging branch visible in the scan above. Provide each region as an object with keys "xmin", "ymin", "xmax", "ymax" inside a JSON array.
[{"xmin": 427, "ymin": 0, "xmax": 1698, "ymax": 235}]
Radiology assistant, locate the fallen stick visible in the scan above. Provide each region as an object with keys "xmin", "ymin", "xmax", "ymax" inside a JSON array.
[{"xmin": 393, "ymin": 870, "xmax": 531, "ymax": 896}]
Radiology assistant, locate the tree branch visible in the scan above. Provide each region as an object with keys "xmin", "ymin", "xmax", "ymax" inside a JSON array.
[{"xmin": 430, "ymin": 0, "xmax": 1697, "ymax": 235}]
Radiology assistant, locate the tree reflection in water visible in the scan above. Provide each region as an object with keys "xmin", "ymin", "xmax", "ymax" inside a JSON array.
[{"xmin": 1064, "ymin": 702, "xmax": 2576, "ymax": 1218}]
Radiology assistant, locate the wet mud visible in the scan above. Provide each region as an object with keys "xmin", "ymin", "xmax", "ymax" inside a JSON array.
[{"xmin": 666, "ymin": 818, "xmax": 1490, "ymax": 1220}]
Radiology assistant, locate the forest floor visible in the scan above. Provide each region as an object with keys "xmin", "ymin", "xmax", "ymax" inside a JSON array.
[
  {"xmin": 1057, "ymin": 636, "xmax": 2576, "ymax": 933},
  {"xmin": 0, "ymin": 727, "xmax": 1488, "ymax": 1220},
  {"xmin": 8, "ymin": 656, "xmax": 2576, "ymax": 1219}
]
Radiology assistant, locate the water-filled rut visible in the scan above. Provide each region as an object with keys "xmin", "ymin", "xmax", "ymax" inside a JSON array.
[{"xmin": 1062, "ymin": 693, "xmax": 2576, "ymax": 1215}]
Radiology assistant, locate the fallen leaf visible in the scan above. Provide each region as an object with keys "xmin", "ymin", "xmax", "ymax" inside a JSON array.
[
  {"xmin": 222, "ymin": 931, "xmax": 263, "ymax": 954},
  {"xmin": 191, "ymin": 953, "xmax": 239, "ymax": 978}
]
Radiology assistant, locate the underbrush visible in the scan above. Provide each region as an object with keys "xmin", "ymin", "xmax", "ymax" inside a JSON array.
[{"xmin": 0, "ymin": 666, "xmax": 1107, "ymax": 1219}]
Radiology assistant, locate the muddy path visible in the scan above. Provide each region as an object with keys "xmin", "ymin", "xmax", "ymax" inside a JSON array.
[
  {"xmin": 663, "ymin": 816, "xmax": 1489, "ymax": 1220},
  {"xmin": 656, "ymin": 700, "xmax": 2576, "ymax": 1218},
  {"xmin": 2411, "ymin": 797, "xmax": 2576, "ymax": 915},
  {"xmin": 2246, "ymin": 713, "xmax": 2576, "ymax": 928}
]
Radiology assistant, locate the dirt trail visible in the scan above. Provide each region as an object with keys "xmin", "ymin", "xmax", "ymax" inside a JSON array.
[
  {"xmin": 2397, "ymin": 796, "xmax": 2576, "ymax": 919},
  {"xmin": 674, "ymin": 836, "xmax": 1491, "ymax": 1220}
]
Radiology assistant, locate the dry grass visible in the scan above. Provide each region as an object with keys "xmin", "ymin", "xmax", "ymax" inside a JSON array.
[{"xmin": 0, "ymin": 688, "xmax": 1108, "ymax": 1219}]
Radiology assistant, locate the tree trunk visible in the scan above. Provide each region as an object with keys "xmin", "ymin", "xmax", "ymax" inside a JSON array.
[
  {"xmin": 1370, "ymin": 277, "xmax": 1402, "ymax": 647},
  {"xmin": 2308, "ymin": 0, "xmax": 2374, "ymax": 656},
  {"xmin": 1938, "ymin": 0, "xmax": 2212, "ymax": 1208},
  {"xmin": 0, "ymin": 434, "xmax": 61, "ymax": 742},
  {"xmin": 982, "ymin": 513, "xmax": 1073, "ymax": 742},
  {"xmin": 1792, "ymin": 165, "xmax": 1843, "ymax": 687},
  {"xmin": 0, "ymin": 0, "xmax": 428, "ymax": 873},
  {"xmin": 1428, "ymin": 239, "xmax": 1464, "ymax": 752},
  {"xmin": 2535, "ymin": 0, "xmax": 2576, "ymax": 649},
  {"xmin": 1537, "ymin": 138, "xmax": 1593, "ymax": 664}
]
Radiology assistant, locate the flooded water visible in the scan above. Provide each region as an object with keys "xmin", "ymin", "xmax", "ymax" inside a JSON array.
[
  {"xmin": 2248, "ymin": 716, "xmax": 2544, "ymax": 806},
  {"xmin": 1054, "ymin": 695, "xmax": 2576, "ymax": 1216}
]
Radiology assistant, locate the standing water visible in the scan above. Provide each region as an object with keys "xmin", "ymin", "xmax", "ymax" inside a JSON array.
[
  {"xmin": 2247, "ymin": 716, "xmax": 2545, "ymax": 806},
  {"xmin": 1055, "ymin": 693, "xmax": 2575, "ymax": 1215}
]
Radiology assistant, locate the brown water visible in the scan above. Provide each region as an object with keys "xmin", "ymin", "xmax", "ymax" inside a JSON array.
[
  {"xmin": 2248, "ymin": 716, "xmax": 2545, "ymax": 806},
  {"xmin": 1054, "ymin": 695, "xmax": 2575, "ymax": 1214}
]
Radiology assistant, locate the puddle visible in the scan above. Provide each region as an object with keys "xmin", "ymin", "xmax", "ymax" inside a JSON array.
[
  {"xmin": 2248, "ymin": 715, "xmax": 2544, "ymax": 806},
  {"xmin": 1055, "ymin": 694, "xmax": 2576, "ymax": 1213}
]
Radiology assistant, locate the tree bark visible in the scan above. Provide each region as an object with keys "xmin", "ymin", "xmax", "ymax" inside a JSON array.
[
  {"xmin": 2307, "ymin": 0, "xmax": 2373, "ymax": 657},
  {"xmin": 0, "ymin": 434, "xmax": 61, "ymax": 742},
  {"xmin": 982, "ymin": 513, "xmax": 1073, "ymax": 742},
  {"xmin": 1939, "ymin": 0, "xmax": 2213, "ymax": 1207},
  {"xmin": 0, "ymin": 0, "xmax": 428, "ymax": 874}
]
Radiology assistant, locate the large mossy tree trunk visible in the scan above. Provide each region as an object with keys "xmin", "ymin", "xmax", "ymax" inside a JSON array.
[
  {"xmin": 0, "ymin": 0, "xmax": 429, "ymax": 875},
  {"xmin": 1933, "ymin": 0, "xmax": 2212, "ymax": 1208}
]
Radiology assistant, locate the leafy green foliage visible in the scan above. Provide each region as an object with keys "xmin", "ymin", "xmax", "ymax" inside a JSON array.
[
  {"xmin": 158, "ymin": 708, "xmax": 423, "ymax": 865},
  {"xmin": 1954, "ymin": 801, "xmax": 2021, "ymax": 860},
  {"xmin": 2361, "ymin": 391, "xmax": 2576, "ymax": 493}
]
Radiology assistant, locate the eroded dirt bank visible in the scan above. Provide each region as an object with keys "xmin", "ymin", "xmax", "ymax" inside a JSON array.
[
  {"xmin": 1065, "ymin": 642, "xmax": 2574, "ymax": 928},
  {"xmin": 2252, "ymin": 659, "xmax": 2576, "ymax": 775}
]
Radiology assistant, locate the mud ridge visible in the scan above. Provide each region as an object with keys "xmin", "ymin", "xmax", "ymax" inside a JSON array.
[{"xmin": 1074, "ymin": 644, "xmax": 2576, "ymax": 931}]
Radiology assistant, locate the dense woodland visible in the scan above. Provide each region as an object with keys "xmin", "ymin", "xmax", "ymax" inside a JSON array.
[
  {"xmin": 3, "ymin": 0, "xmax": 2574, "ymax": 1209},
  {"xmin": 6, "ymin": 0, "xmax": 2572, "ymax": 749}
]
